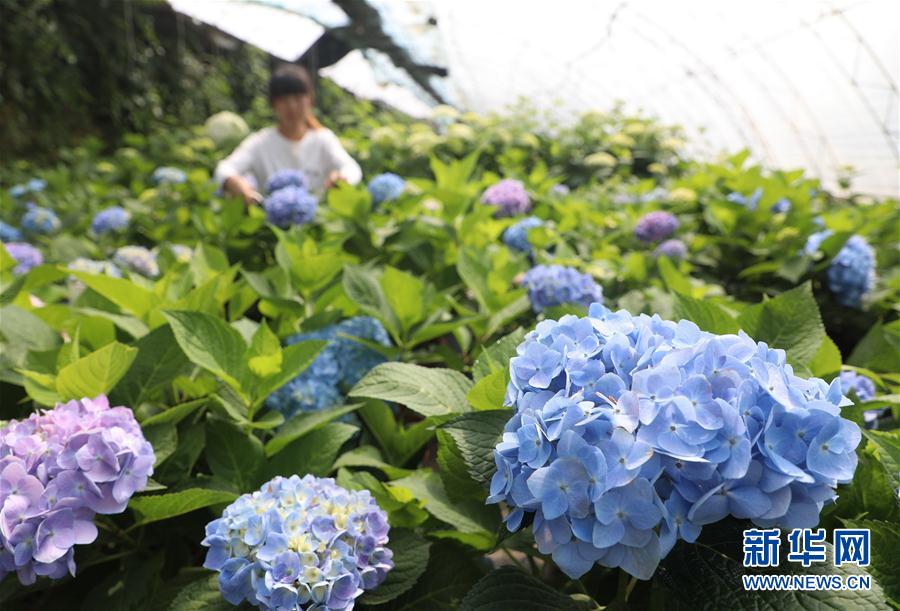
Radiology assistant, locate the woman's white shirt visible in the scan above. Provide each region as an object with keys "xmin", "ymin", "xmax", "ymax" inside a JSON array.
[{"xmin": 214, "ymin": 126, "xmax": 362, "ymax": 194}]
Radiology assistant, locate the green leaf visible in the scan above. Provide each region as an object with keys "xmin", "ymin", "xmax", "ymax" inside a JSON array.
[
  {"xmin": 246, "ymin": 321, "xmax": 282, "ymax": 377},
  {"xmin": 111, "ymin": 324, "xmax": 190, "ymax": 406},
  {"xmin": 56, "ymin": 341, "xmax": 138, "ymax": 401},
  {"xmin": 163, "ymin": 310, "xmax": 249, "ymax": 395},
  {"xmin": 70, "ymin": 272, "xmax": 161, "ymax": 319},
  {"xmin": 376, "ymin": 540, "xmax": 482, "ymax": 610},
  {"xmin": 359, "ymin": 529, "xmax": 431, "ymax": 605},
  {"xmin": 0, "ymin": 305, "xmax": 60, "ymax": 351},
  {"xmin": 251, "ymin": 340, "xmax": 327, "ymax": 407},
  {"xmin": 167, "ymin": 575, "xmax": 234, "ymax": 611},
  {"xmin": 140, "ymin": 398, "xmax": 206, "ymax": 426},
  {"xmin": 381, "ymin": 266, "xmax": 425, "ymax": 333},
  {"xmin": 349, "ymin": 362, "xmax": 472, "ymax": 417},
  {"xmin": 472, "ymin": 328, "xmax": 525, "ymax": 380},
  {"xmin": 440, "ymin": 411, "xmax": 509, "ymax": 487},
  {"xmin": 265, "ymin": 404, "xmax": 361, "ymax": 456},
  {"xmin": 810, "ymin": 336, "xmax": 843, "ymax": 378},
  {"xmin": 359, "ymin": 400, "xmax": 435, "ymax": 465},
  {"xmin": 205, "ymin": 419, "xmax": 264, "ymax": 492},
  {"xmin": 263, "ymin": 422, "xmax": 357, "ymax": 481},
  {"xmin": 863, "ymin": 430, "xmax": 900, "ymax": 500},
  {"xmin": 467, "ymin": 370, "xmax": 507, "ymax": 411},
  {"xmin": 672, "ymin": 294, "xmax": 740, "ymax": 335},
  {"xmin": 460, "ymin": 567, "xmax": 593, "ymax": 611},
  {"xmin": 843, "ymin": 519, "xmax": 900, "ymax": 605},
  {"xmin": 390, "ymin": 470, "xmax": 498, "ymax": 537},
  {"xmin": 737, "ymin": 282, "xmax": 825, "ymax": 369},
  {"xmin": 342, "ymin": 265, "xmax": 400, "ymax": 336},
  {"xmin": 657, "ymin": 256, "xmax": 692, "ymax": 295},
  {"xmin": 142, "ymin": 422, "xmax": 177, "ymax": 467},
  {"xmin": 129, "ymin": 488, "xmax": 238, "ymax": 526},
  {"xmin": 331, "ymin": 445, "xmax": 413, "ymax": 479},
  {"xmin": 436, "ymin": 429, "xmax": 484, "ymax": 502},
  {"xmin": 660, "ymin": 541, "xmax": 887, "ymax": 610},
  {"xmin": 849, "ymin": 321, "xmax": 900, "ymax": 373}
]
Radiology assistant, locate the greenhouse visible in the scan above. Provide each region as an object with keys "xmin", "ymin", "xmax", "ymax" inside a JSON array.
[{"xmin": 0, "ymin": 1, "xmax": 897, "ymax": 610}]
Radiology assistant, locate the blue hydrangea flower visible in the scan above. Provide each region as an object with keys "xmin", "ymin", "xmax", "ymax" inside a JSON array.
[
  {"xmin": 67, "ymin": 258, "xmax": 122, "ymax": 278},
  {"xmin": 839, "ymin": 371, "xmax": 882, "ymax": 428},
  {"xmin": 266, "ymin": 317, "xmax": 391, "ymax": 418},
  {"xmin": 367, "ymin": 173, "xmax": 406, "ymax": 206},
  {"xmin": 827, "ymin": 235, "xmax": 876, "ymax": 307},
  {"xmin": 634, "ymin": 211, "xmax": 678, "ymax": 243},
  {"xmin": 489, "ymin": 305, "xmax": 861, "ymax": 580},
  {"xmin": 266, "ymin": 169, "xmax": 308, "ymax": 194},
  {"xmin": 263, "ymin": 187, "xmax": 318, "ymax": 229},
  {"xmin": 653, "ymin": 239, "xmax": 688, "ymax": 260},
  {"xmin": 5, "ymin": 242, "xmax": 43, "ymax": 275},
  {"xmin": 91, "ymin": 206, "xmax": 131, "ymax": 235},
  {"xmin": 771, "ymin": 198, "xmax": 791, "ymax": 213},
  {"xmin": 0, "ymin": 221, "xmax": 22, "ymax": 242},
  {"xmin": 521, "ymin": 265, "xmax": 603, "ymax": 312},
  {"xmin": 202, "ymin": 475, "xmax": 393, "ymax": 611},
  {"xmin": 482, "ymin": 179, "xmax": 531, "ymax": 217},
  {"xmin": 21, "ymin": 204, "xmax": 61, "ymax": 235},
  {"xmin": 8, "ymin": 179, "xmax": 46, "ymax": 198},
  {"xmin": 113, "ymin": 246, "xmax": 159, "ymax": 278},
  {"xmin": 152, "ymin": 166, "xmax": 187, "ymax": 185},
  {"xmin": 804, "ymin": 230, "xmax": 832, "ymax": 255},
  {"xmin": 503, "ymin": 217, "xmax": 543, "ymax": 253},
  {"xmin": 726, "ymin": 188, "xmax": 763, "ymax": 211}
]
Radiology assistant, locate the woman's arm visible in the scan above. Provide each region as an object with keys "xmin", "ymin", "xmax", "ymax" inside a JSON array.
[
  {"xmin": 320, "ymin": 130, "xmax": 363, "ymax": 188},
  {"xmin": 215, "ymin": 133, "xmax": 264, "ymax": 204}
]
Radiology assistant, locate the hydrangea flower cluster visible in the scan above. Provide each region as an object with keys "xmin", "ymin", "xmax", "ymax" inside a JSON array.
[
  {"xmin": 839, "ymin": 371, "xmax": 882, "ymax": 428},
  {"xmin": 0, "ymin": 221, "xmax": 22, "ymax": 242},
  {"xmin": 266, "ymin": 317, "xmax": 391, "ymax": 418},
  {"xmin": 503, "ymin": 217, "xmax": 543, "ymax": 253},
  {"xmin": 726, "ymin": 188, "xmax": 763, "ymax": 211},
  {"xmin": 488, "ymin": 305, "xmax": 861, "ymax": 580},
  {"xmin": 521, "ymin": 265, "xmax": 603, "ymax": 312},
  {"xmin": 653, "ymin": 239, "xmax": 688, "ymax": 260},
  {"xmin": 67, "ymin": 258, "xmax": 122, "ymax": 278},
  {"xmin": 482, "ymin": 179, "xmax": 531, "ymax": 217},
  {"xmin": 9, "ymin": 179, "xmax": 47, "ymax": 198},
  {"xmin": 0, "ymin": 395, "xmax": 155, "ymax": 584},
  {"xmin": 152, "ymin": 166, "xmax": 187, "ymax": 185},
  {"xmin": 5, "ymin": 242, "xmax": 43, "ymax": 275},
  {"xmin": 205, "ymin": 110, "xmax": 250, "ymax": 146},
  {"xmin": 113, "ymin": 246, "xmax": 159, "ymax": 278},
  {"xmin": 21, "ymin": 204, "xmax": 61, "ymax": 235},
  {"xmin": 266, "ymin": 169, "xmax": 309, "ymax": 194},
  {"xmin": 634, "ymin": 211, "xmax": 678, "ymax": 243},
  {"xmin": 202, "ymin": 475, "xmax": 393, "ymax": 610},
  {"xmin": 169, "ymin": 244, "xmax": 193, "ymax": 263},
  {"xmin": 771, "ymin": 198, "xmax": 791, "ymax": 214},
  {"xmin": 367, "ymin": 173, "xmax": 405, "ymax": 206},
  {"xmin": 805, "ymin": 231, "xmax": 876, "ymax": 307},
  {"xmin": 264, "ymin": 187, "xmax": 318, "ymax": 229},
  {"xmin": 550, "ymin": 184, "xmax": 570, "ymax": 196},
  {"xmin": 91, "ymin": 206, "xmax": 131, "ymax": 235}
]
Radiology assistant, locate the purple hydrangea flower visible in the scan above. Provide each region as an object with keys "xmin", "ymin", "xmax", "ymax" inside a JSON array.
[
  {"xmin": 367, "ymin": 173, "xmax": 406, "ymax": 206},
  {"xmin": 5, "ymin": 242, "xmax": 43, "ymax": 275},
  {"xmin": 482, "ymin": 179, "xmax": 531, "ymax": 217},
  {"xmin": 0, "ymin": 221, "xmax": 22, "ymax": 242},
  {"xmin": 152, "ymin": 166, "xmax": 186, "ymax": 185},
  {"xmin": 0, "ymin": 396, "xmax": 154, "ymax": 585},
  {"xmin": 21, "ymin": 203, "xmax": 61, "ymax": 235},
  {"xmin": 113, "ymin": 246, "xmax": 159, "ymax": 278},
  {"xmin": 634, "ymin": 211, "xmax": 679, "ymax": 243},
  {"xmin": 266, "ymin": 169, "xmax": 308, "ymax": 194},
  {"xmin": 503, "ymin": 217, "xmax": 543, "ymax": 253},
  {"xmin": 202, "ymin": 475, "xmax": 393, "ymax": 610},
  {"xmin": 489, "ymin": 305, "xmax": 860, "ymax": 580},
  {"xmin": 263, "ymin": 187, "xmax": 318, "ymax": 229},
  {"xmin": 91, "ymin": 206, "xmax": 131, "ymax": 235},
  {"xmin": 522, "ymin": 265, "xmax": 603, "ymax": 312},
  {"xmin": 653, "ymin": 239, "xmax": 688, "ymax": 260},
  {"xmin": 550, "ymin": 184, "xmax": 570, "ymax": 196}
]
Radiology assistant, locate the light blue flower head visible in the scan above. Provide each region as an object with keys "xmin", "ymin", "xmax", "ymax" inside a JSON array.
[
  {"xmin": 367, "ymin": 173, "xmax": 406, "ymax": 206},
  {"xmin": 521, "ymin": 265, "xmax": 603, "ymax": 312},
  {"xmin": 503, "ymin": 217, "xmax": 543, "ymax": 253},
  {"xmin": 263, "ymin": 187, "xmax": 318, "ymax": 229}
]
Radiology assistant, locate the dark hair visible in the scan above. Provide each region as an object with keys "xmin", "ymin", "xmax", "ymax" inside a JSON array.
[{"xmin": 268, "ymin": 64, "xmax": 321, "ymax": 128}]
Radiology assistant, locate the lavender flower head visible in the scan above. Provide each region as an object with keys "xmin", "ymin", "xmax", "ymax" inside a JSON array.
[
  {"xmin": 522, "ymin": 265, "xmax": 603, "ymax": 312},
  {"xmin": 5, "ymin": 242, "xmax": 43, "ymax": 275},
  {"xmin": 113, "ymin": 246, "xmax": 159, "ymax": 278},
  {"xmin": 152, "ymin": 166, "xmax": 187, "ymax": 185},
  {"xmin": 0, "ymin": 395, "xmax": 155, "ymax": 585},
  {"xmin": 503, "ymin": 217, "xmax": 544, "ymax": 253},
  {"xmin": 263, "ymin": 187, "xmax": 318, "ymax": 229},
  {"xmin": 488, "ymin": 305, "xmax": 860, "ymax": 580},
  {"xmin": 367, "ymin": 173, "xmax": 406, "ymax": 206},
  {"xmin": 634, "ymin": 211, "xmax": 679, "ymax": 243},
  {"xmin": 653, "ymin": 239, "xmax": 688, "ymax": 260},
  {"xmin": 482, "ymin": 179, "xmax": 531, "ymax": 217},
  {"xmin": 21, "ymin": 203, "xmax": 61, "ymax": 235},
  {"xmin": 202, "ymin": 474, "xmax": 393, "ymax": 610},
  {"xmin": 266, "ymin": 169, "xmax": 308, "ymax": 194},
  {"xmin": 0, "ymin": 221, "xmax": 22, "ymax": 242},
  {"xmin": 91, "ymin": 206, "xmax": 131, "ymax": 235}
]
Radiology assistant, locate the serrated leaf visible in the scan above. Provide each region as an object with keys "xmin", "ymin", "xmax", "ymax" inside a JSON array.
[
  {"xmin": 246, "ymin": 321, "xmax": 282, "ymax": 377},
  {"xmin": 56, "ymin": 341, "xmax": 137, "ymax": 401},
  {"xmin": 0, "ymin": 305, "xmax": 60, "ymax": 351},
  {"xmin": 810, "ymin": 335, "xmax": 842, "ymax": 378},
  {"xmin": 381, "ymin": 266, "xmax": 425, "ymax": 333},
  {"xmin": 672, "ymin": 293, "xmax": 739, "ymax": 335},
  {"xmin": 467, "ymin": 370, "xmax": 507, "ymax": 411},
  {"xmin": 330, "ymin": 445, "xmax": 413, "ymax": 479},
  {"xmin": 129, "ymin": 488, "xmax": 237, "ymax": 526},
  {"xmin": 265, "ymin": 404, "xmax": 360, "ymax": 456},
  {"xmin": 205, "ymin": 419, "xmax": 264, "ymax": 492},
  {"xmin": 440, "ymin": 411, "xmax": 509, "ymax": 487},
  {"xmin": 472, "ymin": 328, "xmax": 525, "ymax": 380},
  {"xmin": 112, "ymin": 324, "xmax": 190, "ymax": 406},
  {"xmin": 460, "ymin": 567, "xmax": 593, "ymax": 611},
  {"xmin": 390, "ymin": 470, "xmax": 498, "ymax": 538},
  {"xmin": 263, "ymin": 422, "xmax": 357, "ymax": 481},
  {"xmin": 140, "ymin": 398, "xmax": 207, "ymax": 427},
  {"xmin": 342, "ymin": 265, "xmax": 400, "ymax": 337},
  {"xmin": 359, "ymin": 529, "xmax": 431, "ymax": 605},
  {"xmin": 167, "ymin": 575, "xmax": 233, "ymax": 611},
  {"xmin": 863, "ymin": 430, "xmax": 900, "ymax": 502},
  {"xmin": 70, "ymin": 271, "xmax": 161, "ymax": 319},
  {"xmin": 358, "ymin": 400, "xmax": 435, "ymax": 465},
  {"xmin": 163, "ymin": 310, "xmax": 249, "ymax": 395},
  {"xmin": 349, "ymin": 363, "xmax": 472, "ymax": 417}
]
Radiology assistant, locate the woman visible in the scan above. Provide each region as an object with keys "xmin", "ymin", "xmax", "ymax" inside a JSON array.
[{"xmin": 215, "ymin": 64, "xmax": 362, "ymax": 204}]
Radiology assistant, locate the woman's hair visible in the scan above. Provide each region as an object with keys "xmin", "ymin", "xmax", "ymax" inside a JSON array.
[{"xmin": 268, "ymin": 64, "xmax": 322, "ymax": 129}]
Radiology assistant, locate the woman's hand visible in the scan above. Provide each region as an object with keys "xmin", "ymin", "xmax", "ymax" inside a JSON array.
[
  {"xmin": 324, "ymin": 170, "xmax": 347, "ymax": 190},
  {"xmin": 224, "ymin": 175, "xmax": 263, "ymax": 206}
]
